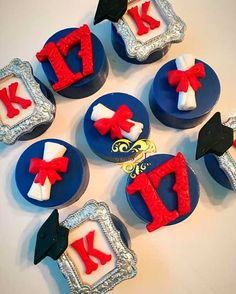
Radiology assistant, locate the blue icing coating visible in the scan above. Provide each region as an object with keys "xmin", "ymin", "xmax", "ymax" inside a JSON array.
[
  {"xmin": 40, "ymin": 28, "xmax": 108, "ymax": 98},
  {"xmin": 204, "ymin": 154, "xmax": 233, "ymax": 190},
  {"xmin": 111, "ymin": 214, "xmax": 131, "ymax": 248},
  {"xmin": 15, "ymin": 139, "xmax": 89, "ymax": 208},
  {"xmin": 19, "ymin": 77, "xmax": 55, "ymax": 141},
  {"xmin": 84, "ymin": 92, "xmax": 150, "ymax": 162},
  {"xmin": 111, "ymin": 24, "xmax": 169, "ymax": 64},
  {"xmin": 149, "ymin": 59, "xmax": 221, "ymax": 129},
  {"xmin": 126, "ymin": 154, "xmax": 200, "ymax": 226}
]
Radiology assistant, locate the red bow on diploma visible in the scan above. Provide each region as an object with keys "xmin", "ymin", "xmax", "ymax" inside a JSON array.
[
  {"xmin": 168, "ymin": 63, "xmax": 206, "ymax": 93},
  {"xmin": 29, "ymin": 157, "xmax": 69, "ymax": 186},
  {"xmin": 94, "ymin": 105, "xmax": 135, "ymax": 140}
]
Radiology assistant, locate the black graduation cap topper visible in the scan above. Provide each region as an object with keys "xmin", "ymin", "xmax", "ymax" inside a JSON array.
[
  {"xmin": 34, "ymin": 210, "xmax": 69, "ymax": 265},
  {"xmin": 196, "ymin": 112, "xmax": 234, "ymax": 160},
  {"xmin": 94, "ymin": 0, "xmax": 128, "ymax": 25}
]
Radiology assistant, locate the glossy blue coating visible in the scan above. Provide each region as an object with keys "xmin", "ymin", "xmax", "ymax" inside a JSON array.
[
  {"xmin": 111, "ymin": 214, "xmax": 131, "ymax": 248},
  {"xmin": 149, "ymin": 59, "xmax": 221, "ymax": 129},
  {"xmin": 41, "ymin": 28, "xmax": 108, "ymax": 99},
  {"xmin": 15, "ymin": 139, "xmax": 89, "ymax": 208},
  {"xmin": 111, "ymin": 24, "xmax": 170, "ymax": 64},
  {"xmin": 126, "ymin": 154, "xmax": 200, "ymax": 226},
  {"xmin": 84, "ymin": 92, "xmax": 150, "ymax": 162},
  {"xmin": 204, "ymin": 154, "xmax": 233, "ymax": 190},
  {"xmin": 19, "ymin": 77, "xmax": 55, "ymax": 141}
]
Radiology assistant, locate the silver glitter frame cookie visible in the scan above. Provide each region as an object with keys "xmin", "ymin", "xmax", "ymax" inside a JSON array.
[
  {"xmin": 114, "ymin": 0, "xmax": 186, "ymax": 61},
  {"xmin": 57, "ymin": 200, "xmax": 137, "ymax": 294},
  {"xmin": 0, "ymin": 58, "xmax": 55, "ymax": 145},
  {"xmin": 217, "ymin": 115, "xmax": 236, "ymax": 190}
]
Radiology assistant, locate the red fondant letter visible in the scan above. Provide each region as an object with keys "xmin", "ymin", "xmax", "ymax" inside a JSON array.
[
  {"xmin": 127, "ymin": 153, "xmax": 191, "ymax": 232},
  {"xmin": 71, "ymin": 230, "xmax": 112, "ymax": 275},
  {"xmin": 127, "ymin": 1, "xmax": 160, "ymax": 36},
  {"xmin": 36, "ymin": 25, "xmax": 94, "ymax": 92},
  {"xmin": 0, "ymin": 82, "xmax": 32, "ymax": 118}
]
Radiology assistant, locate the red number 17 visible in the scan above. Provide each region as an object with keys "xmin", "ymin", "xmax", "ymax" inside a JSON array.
[
  {"xmin": 127, "ymin": 153, "xmax": 191, "ymax": 232},
  {"xmin": 36, "ymin": 24, "xmax": 94, "ymax": 92}
]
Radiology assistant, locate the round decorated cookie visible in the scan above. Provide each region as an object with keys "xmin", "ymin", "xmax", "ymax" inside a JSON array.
[
  {"xmin": 84, "ymin": 92, "xmax": 150, "ymax": 162},
  {"xmin": 196, "ymin": 112, "xmax": 236, "ymax": 191},
  {"xmin": 0, "ymin": 59, "xmax": 55, "ymax": 145},
  {"xmin": 149, "ymin": 54, "xmax": 221, "ymax": 129},
  {"xmin": 93, "ymin": 0, "xmax": 185, "ymax": 64},
  {"xmin": 36, "ymin": 25, "xmax": 108, "ymax": 99},
  {"xmin": 126, "ymin": 153, "xmax": 200, "ymax": 232},
  {"xmin": 33, "ymin": 201, "xmax": 137, "ymax": 293},
  {"xmin": 15, "ymin": 139, "xmax": 89, "ymax": 208}
]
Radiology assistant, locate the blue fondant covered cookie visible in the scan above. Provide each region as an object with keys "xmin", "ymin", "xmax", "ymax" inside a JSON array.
[
  {"xmin": 15, "ymin": 139, "xmax": 89, "ymax": 208},
  {"xmin": 149, "ymin": 54, "xmax": 221, "ymax": 129},
  {"xmin": 94, "ymin": 0, "xmax": 186, "ymax": 64},
  {"xmin": 37, "ymin": 25, "xmax": 108, "ymax": 99},
  {"xmin": 84, "ymin": 92, "xmax": 150, "ymax": 162}
]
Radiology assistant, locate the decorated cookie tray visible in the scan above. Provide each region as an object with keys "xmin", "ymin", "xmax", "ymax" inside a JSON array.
[{"xmin": 1, "ymin": 0, "xmax": 235, "ymax": 294}]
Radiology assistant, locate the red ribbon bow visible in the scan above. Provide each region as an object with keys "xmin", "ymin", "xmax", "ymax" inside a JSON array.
[
  {"xmin": 168, "ymin": 62, "xmax": 206, "ymax": 93},
  {"xmin": 29, "ymin": 157, "xmax": 69, "ymax": 186},
  {"xmin": 94, "ymin": 105, "xmax": 135, "ymax": 140}
]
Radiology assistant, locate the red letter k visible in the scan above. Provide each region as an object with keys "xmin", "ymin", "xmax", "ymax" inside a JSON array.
[
  {"xmin": 127, "ymin": 1, "xmax": 161, "ymax": 36},
  {"xmin": 71, "ymin": 230, "xmax": 112, "ymax": 275}
]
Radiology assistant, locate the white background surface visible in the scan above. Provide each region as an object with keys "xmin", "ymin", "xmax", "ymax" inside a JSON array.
[{"xmin": 0, "ymin": 0, "xmax": 236, "ymax": 293}]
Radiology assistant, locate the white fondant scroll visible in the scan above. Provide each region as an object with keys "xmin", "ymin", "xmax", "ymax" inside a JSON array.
[
  {"xmin": 176, "ymin": 54, "xmax": 197, "ymax": 111},
  {"xmin": 27, "ymin": 142, "xmax": 67, "ymax": 201},
  {"xmin": 91, "ymin": 103, "xmax": 144, "ymax": 142}
]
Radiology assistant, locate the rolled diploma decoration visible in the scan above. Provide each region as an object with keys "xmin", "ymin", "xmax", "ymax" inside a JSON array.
[
  {"xmin": 176, "ymin": 54, "xmax": 197, "ymax": 111},
  {"xmin": 91, "ymin": 103, "xmax": 144, "ymax": 142},
  {"xmin": 27, "ymin": 142, "xmax": 67, "ymax": 201}
]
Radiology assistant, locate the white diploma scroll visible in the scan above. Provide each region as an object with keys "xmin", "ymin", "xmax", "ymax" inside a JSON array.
[
  {"xmin": 175, "ymin": 54, "xmax": 197, "ymax": 111},
  {"xmin": 27, "ymin": 142, "xmax": 67, "ymax": 201},
  {"xmin": 91, "ymin": 103, "xmax": 144, "ymax": 142}
]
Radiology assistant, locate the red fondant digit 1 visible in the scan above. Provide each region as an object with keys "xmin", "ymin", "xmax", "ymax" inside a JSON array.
[
  {"xmin": 127, "ymin": 153, "xmax": 191, "ymax": 232},
  {"xmin": 71, "ymin": 230, "xmax": 112, "ymax": 275},
  {"xmin": 36, "ymin": 42, "xmax": 83, "ymax": 91},
  {"xmin": 36, "ymin": 25, "xmax": 94, "ymax": 92},
  {"xmin": 127, "ymin": 172, "xmax": 179, "ymax": 232}
]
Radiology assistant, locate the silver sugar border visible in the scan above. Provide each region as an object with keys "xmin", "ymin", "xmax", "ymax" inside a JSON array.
[
  {"xmin": 114, "ymin": 0, "xmax": 186, "ymax": 61},
  {"xmin": 0, "ymin": 58, "xmax": 55, "ymax": 144},
  {"xmin": 57, "ymin": 200, "xmax": 137, "ymax": 294}
]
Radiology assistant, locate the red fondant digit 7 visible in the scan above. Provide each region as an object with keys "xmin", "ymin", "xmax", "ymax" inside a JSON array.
[
  {"xmin": 57, "ymin": 24, "xmax": 94, "ymax": 76},
  {"xmin": 148, "ymin": 153, "xmax": 191, "ymax": 216}
]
